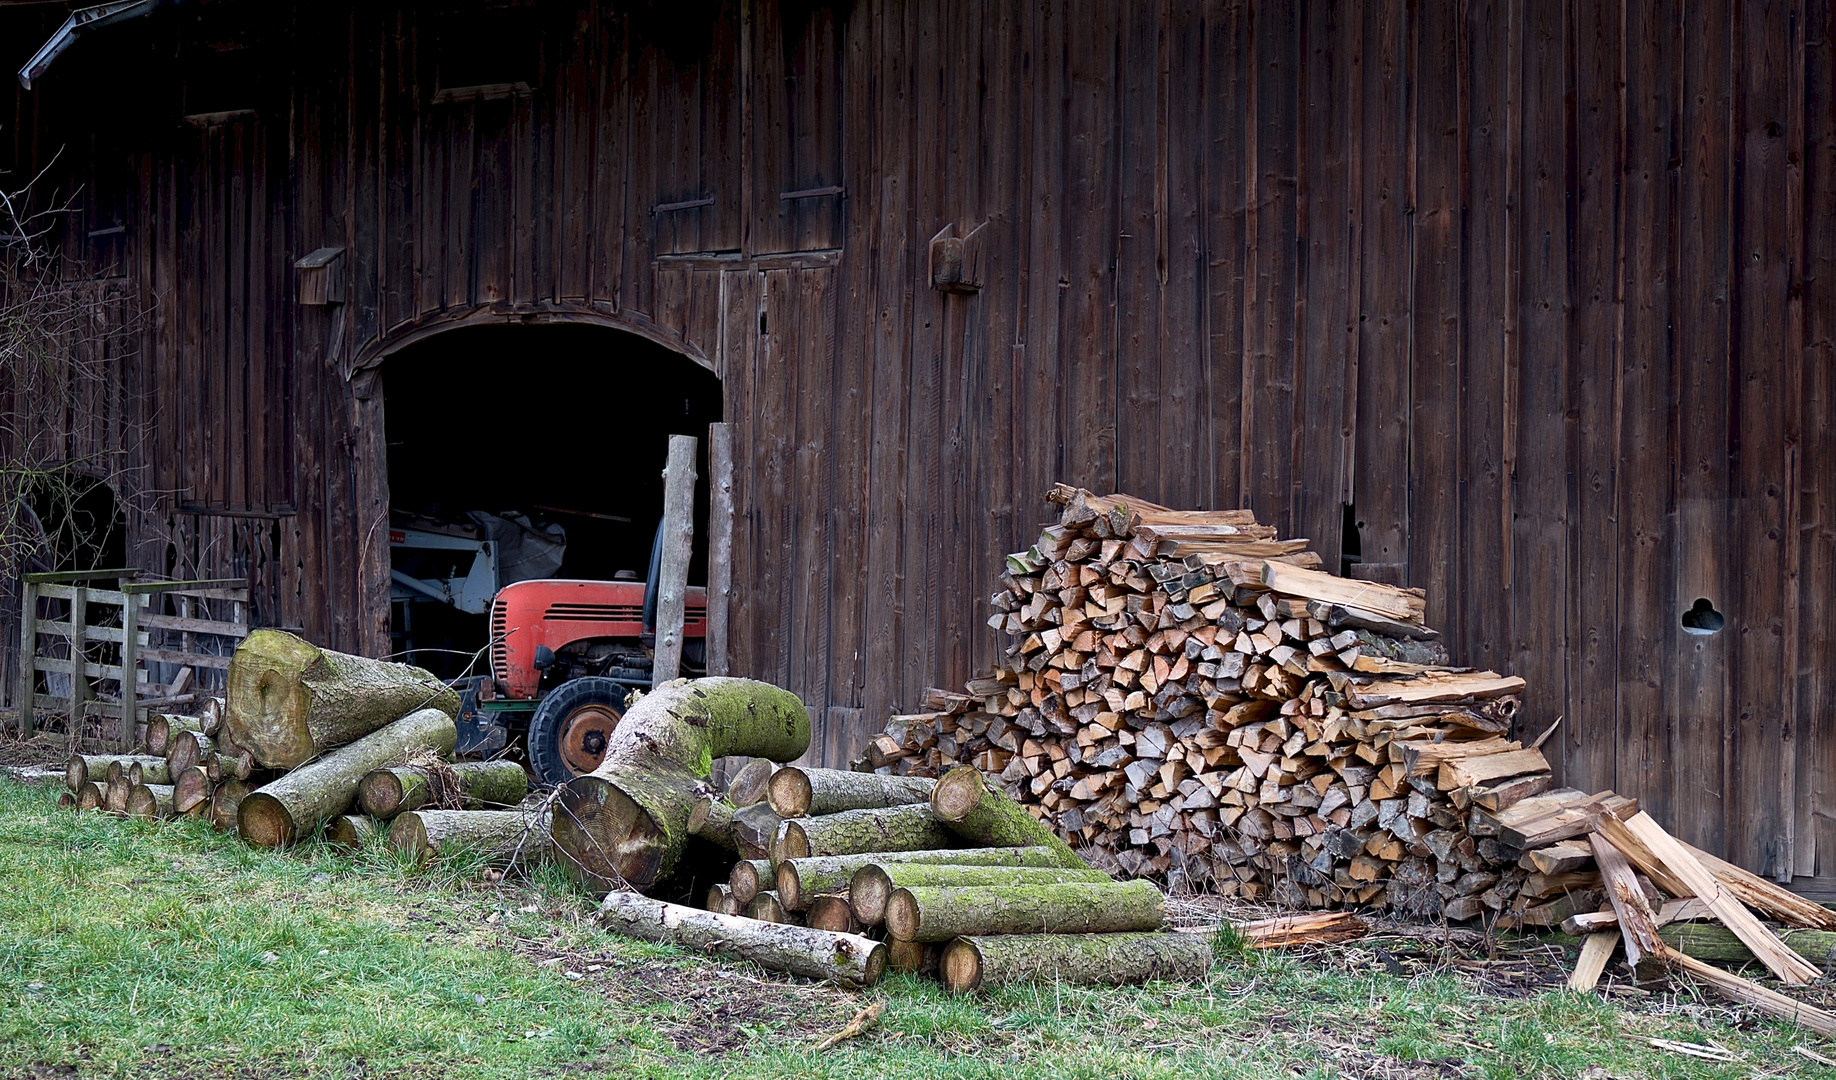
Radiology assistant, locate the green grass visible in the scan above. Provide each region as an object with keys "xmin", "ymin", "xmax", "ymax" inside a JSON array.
[{"xmin": 1, "ymin": 775, "xmax": 1833, "ymax": 1079}]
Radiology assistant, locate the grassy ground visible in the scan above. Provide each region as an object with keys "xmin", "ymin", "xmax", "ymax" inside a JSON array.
[{"xmin": 1, "ymin": 775, "xmax": 1833, "ymax": 1080}]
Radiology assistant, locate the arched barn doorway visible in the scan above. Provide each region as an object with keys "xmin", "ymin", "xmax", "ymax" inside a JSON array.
[{"xmin": 378, "ymin": 322, "xmax": 722, "ymax": 774}]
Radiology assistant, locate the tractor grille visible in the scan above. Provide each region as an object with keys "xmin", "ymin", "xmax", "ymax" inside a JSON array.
[
  {"xmin": 543, "ymin": 602, "xmax": 644, "ymax": 622},
  {"xmin": 489, "ymin": 598, "xmax": 509, "ymax": 681}
]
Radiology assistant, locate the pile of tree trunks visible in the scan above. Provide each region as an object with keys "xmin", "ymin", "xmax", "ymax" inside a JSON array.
[
  {"xmin": 626, "ymin": 758, "xmax": 1362, "ymax": 991},
  {"xmin": 59, "ymin": 631, "xmax": 544, "ymax": 867}
]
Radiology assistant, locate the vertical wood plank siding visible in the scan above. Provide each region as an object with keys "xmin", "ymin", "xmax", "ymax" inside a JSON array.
[{"xmin": 1, "ymin": 0, "xmax": 1831, "ymax": 884}]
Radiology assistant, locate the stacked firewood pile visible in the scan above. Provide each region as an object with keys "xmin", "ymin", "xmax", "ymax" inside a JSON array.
[{"xmin": 57, "ymin": 630, "xmax": 545, "ymax": 866}]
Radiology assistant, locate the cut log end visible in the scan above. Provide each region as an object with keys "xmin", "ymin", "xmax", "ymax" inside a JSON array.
[
  {"xmin": 931, "ymin": 768, "xmax": 983, "ymax": 821},
  {"xmin": 941, "ymin": 939, "xmax": 982, "ymax": 992},
  {"xmin": 767, "ymin": 768, "xmax": 815, "ymax": 818},
  {"xmin": 237, "ymin": 792, "xmax": 297, "ymax": 848},
  {"xmin": 358, "ymin": 770, "xmax": 408, "ymax": 818},
  {"xmin": 554, "ymin": 778, "xmax": 667, "ymax": 890}
]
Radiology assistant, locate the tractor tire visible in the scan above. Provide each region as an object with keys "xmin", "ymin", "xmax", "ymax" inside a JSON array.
[{"xmin": 528, "ymin": 677, "xmax": 631, "ymax": 786}]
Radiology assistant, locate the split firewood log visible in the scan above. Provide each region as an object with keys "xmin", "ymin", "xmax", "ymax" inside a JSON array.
[
  {"xmin": 238, "ymin": 708, "xmax": 457, "ymax": 847},
  {"xmin": 225, "ymin": 629, "xmax": 461, "ymax": 769},
  {"xmin": 598, "ymin": 891, "xmax": 886, "ymax": 986},
  {"xmin": 941, "ymin": 932, "xmax": 1214, "ymax": 993},
  {"xmin": 551, "ymin": 678, "xmax": 810, "ymax": 893}
]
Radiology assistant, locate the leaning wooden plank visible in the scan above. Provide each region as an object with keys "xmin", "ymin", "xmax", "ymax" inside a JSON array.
[
  {"xmin": 1436, "ymin": 748, "xmax": 1551, "ymax": 791},
  {"xmin": 1589, "ymin": 832, "xmax": 1665, "ymax": 974},
  {"xmin": 225, "ymin": 629, "xmax": 461, "ymax": 769},
  {"xmin": 1680, "ymin": 840, "xmax": 1836, "ymax": 931},
  {"xmin": 238, "ymin": 708, "xmax": 457, "ymax": 848},
  {"xmin": 1258, "ymin": 562, "xmax": 1427, "ymax": 623},
  {"xmin": 597, "ymin": 891, "xmax": 885, "ymax": 987},
  {"xmin": 1567, "ymin": 932, "xmax": 1617, "ymax": 992},
  {"xmin": 1349, "ymin": 673, "xmax": 1528, "ymax": 709},
  {"xmin": 941, "ymin": 932, "xmax": 1213, "ymax": 993},
  {"xmin": 770, "ymin": 804, "xmax": 955, "ymax": 865},
  {"xmin": 885, "ymin": 880, "xmax": 1165, "ymax": 943},
  {"xmin": 775, "ymin": 847, "xmax": 1066, "ymax": 913},
  {"xmin": 766, "ymin": 767, "xmax": 937, "ymax": 818},
  {"xmin": 929, "ymin": 766, "xmax": 1088, "ymax": 868},
  {"xmin": 1599, "ymin": 812, "xmax": 1820, "ymax": 985},
  {"xmin": 1663, "ymin": 948, "xmax": 1836, "ymax": 1037},
  {"xmin": 849, "ymin": 864, "xmax": 1113, "ymax": 925},
  {"xmin": 1659, "ymin": 923, "xmax": 1836, "ymax": 970}
]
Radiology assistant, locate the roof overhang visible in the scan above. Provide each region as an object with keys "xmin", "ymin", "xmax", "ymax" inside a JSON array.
[{"xmin": 18, "ymin": 0, "xmax": 158, "ymax": 90}]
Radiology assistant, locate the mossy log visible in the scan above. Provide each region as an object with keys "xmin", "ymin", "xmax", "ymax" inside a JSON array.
[
  {"xmin": 887, "ymin": 939, "xmax": 940, "ymax": 976},
  {"xmin": 729, "ymin": 859, "xmax": 774, "ymax": 907},
  {"xmin": 388, "ymin": 809, "xmax": 552, "ymax": 867},
  {"xmin": 687, "ymin": 794, "xmax": 738, "ymax": 850},
  {"xmin": 209, "ymin": 779, "xmax": 251, "ymax": 832},
  {"xmin": 357, "ymin": 760, "xmax": 530, "ymax": 818},
  {"xmin": 931, "ymin": 766, "xmax": 1087, "ymax": 868},
  {"xmin": 1659, "ymin": 923, "xmax": 1836, "ymax": 969},
  {"xmin": 128, "ymin": 760, "xmax": 170, "ymax": 787},
  {"xmin": 553, "ymin": 678, "xmax": 810, "ymax": 893},
  {"xmin": 885, "ymin": 880, "xmax": 1166, "ymax": 942},
  {"xmin": 770, "ymin": 804, "xmax": 954, "ymax": 866},
  {"xmin": 941, "ymin": 932, "xmax": 1214, "ymax": 994},
  {"xmin": 165, "ymin": 731, "xmax": 215, "ymax": 776},
  {"xmin": 325, "ymin": 814, "xmax": 381, "ymax": 850},
  {"xmin": 731, "ymin": 803, "xmax": 782, "ymax": 860},
  {"xmin": 745, "ymin": 891, "xmax": 803, "ymax": 925},
  {"xmin": 767, "ymin": 768, "xmax": 937, "ymax": 818},
  {"xmin": 775, "ymin": 847, "xmax": 1065, "ymax": 913},
  {"xmin": 173, "ymin": 766, "xmax": 213, "ymax": 814},
  {"xmin": 146, "ymin": 714, "xmax": 202, "ymax": 757},
  {"xmin": 724, "ymin": 758, "xmax": 775, "ymax": 807},
  {"xmin": 598, "ymin": 891, "xmax": 886, "ymax": 987},
  {"xmin": 706, "ymin": 883, "xmax": 740, "ymax": 915},
  {"xmin": 807, "ymin": 895, "xmax": 860, "ymax": 934},
  {"xmin": 238, "ymin": 708, "xmax": 457, "ymax": 848},
  {"xmin": 225, "ymin": 629, "xmax": 462, "ymax": 770},
  {"xmin": 67, "ymin": 755, "xmax": 164, "ymax": 791},
  {"xmin": 851, "ymin": 864, "xmax": 1114, "ymax": 925},
  {"xmin": 127, "ymin": 783, "xmax": 176, "ymax": 820}
]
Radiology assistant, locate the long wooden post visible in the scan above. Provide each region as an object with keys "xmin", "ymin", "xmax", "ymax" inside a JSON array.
[
  {"xmin": 706, "ymin": 422, "xmax": 733, "ymax": 676},
  {"xmin": 17, "ymin": 578, "xmax": 36, "ymax": 738},
  {"xmin": 67, "ymin": 584, "xmax": 86, "ymax": 750},
  {"xmin": 118, "ymin": 585, "xmax": 139, "ymax": 752},
  {"xmin": 652, "ymin": 434, "xmax": 699, "ymax": 683}
]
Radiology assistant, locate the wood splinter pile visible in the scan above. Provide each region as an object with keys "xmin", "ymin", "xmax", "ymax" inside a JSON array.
[{"xmin": 58, "ymin": 629, "xmax": 547, "ymax": 868}]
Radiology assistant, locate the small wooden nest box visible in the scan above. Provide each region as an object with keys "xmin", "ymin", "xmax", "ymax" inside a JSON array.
[
  {"xmin": 929, "ymin": 223, "xmax": 985, "ymax": 294},
  {"xmin": 295, "ymin": 246, "xmax": 345, "ymax": 306}
]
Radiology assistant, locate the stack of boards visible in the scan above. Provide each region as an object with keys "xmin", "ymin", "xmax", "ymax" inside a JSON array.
[
  {"xmin": 677, "ymin": 761, "xmax": 1242, "ymax": 993},
  {"xmin": 56, "ymin": 630, "xmax": 547, "ymax": 868}
]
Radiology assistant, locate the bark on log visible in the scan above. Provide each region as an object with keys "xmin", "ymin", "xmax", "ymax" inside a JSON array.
[
  {"xmin": 325, "ymin": 814, "xmax": 381, "ymax": 850},
  {"xmin": 887, "ymin": 939, "xmax": 940, "ymax": 976},
  {"xmin": 730, "ymin": 803, "xmax": 782, "ymax": 860},
  {"xmin": 127, "ymin": 783, "xmax": 175, "ymax": 820},
  {"xmin": 238, "ymin": 708, "xmax": 457, "ymax": 848},
  {"xmin": 165, "ymin": 731, "xmax": 214, "ymax": 777},
  {"xmin": 687, "ymin": 794, "xmax": 738, "ymax": 850},
  {"xmin": 941, "ymin": 932, "xmax": 1214, "ymax": 993},
  {"xmin": 807, "ymin": 895, "xmax": 860, "ymax": 934},
  {"xmin": 357, "ymin": 760, "xmax": 530, "ymax": 818},
  {"xmin": 128, "ymin": 760, "xmax": 168, "ymax": 787},
  {"xmin": 775, "ymin": 847, "xmax": 1066, "ymax": 914},
  {"xmin": 225, "ymin": 629, "xmax": 462, "ymax": 770},
  {"xmin": 885, "ymin": 881, "xmax": 1166, "ymax": 942},
  {"xmin": 67, "ymin": 755, "xmax": 163, "ymax": 791},
  {"xmin": 553, "ymin": 678, "xmax": 809, "ymax": 893},
  {"xmin": 597, "ymin": 891, "xmax": 886, "ymax": 986},
  {"xmin": 725, "ymin": 758, "xmax": 775, "ymax": 807},
  {"xmin": 173, "ymin": 766, "xmax": 212, "ymax": 814},
  {"xmin": 388, "ymin": 809, "xmax": 552, "ymax": 867},
  {"xmin": 208, "ymin": 778, "xmax": 250, "ymax": 832},
  {"xmin": 767, "ymin": 767, "xmax": 937, "ymax": 818},
  {"xmin": 746, "ymin": 891, "xmax": 802, "ymax": 925},
  {"xmin": 729, "ymin": 859, "xmax": 774, "ymax": 907},
  {"xmin": 930, "ymin": 766, "xmax": 1087, "ymax": 868},
  {"xmin": 146, "ymin": 714, "xmax": 202, "ymax": 757},
  {"xmin": 850, "ymin": 864, "xmax": 1113, "ymax": 926},
  {"xmin": 770, "ymin": 804, "xmax": 954, "ymax": 865}
]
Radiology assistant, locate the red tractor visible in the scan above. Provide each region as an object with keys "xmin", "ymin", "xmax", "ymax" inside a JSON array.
[{"xmin": 457, "ymin": 577, "xmax": 707, "ymax": 785}]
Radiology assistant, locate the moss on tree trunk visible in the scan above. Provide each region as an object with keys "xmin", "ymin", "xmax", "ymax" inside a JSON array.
[
  {"xmin": 930, "ymin": 766, "xmax": 1086, "ymax": 868},
  {"xmin": 941, "ymin": 932, "xmax": 1213, "ymax": 993},
  {"xmin": 886, "ymin": 880, "xmax": 1166, "ymax": 942},
  {"xmin": 770, "ymin": 804, "xmax": 953, "ymax": 865},
  {"xmin": 598, "ymin": 891, "xmax": 885, "ymax": 986},
  {"xmin": 775, "ymin": 846, "xmax": 1064, "ymax": 913},
  {"xmin": 851, "ymin": 864, "xmax": 1112, "ymax": 925},
  {"xmin": 238, "ymin": 708, "xmax": 456, "ymax": 848},
  {"xmin": 225, "ymin": 630, "xmax": 461, "ymax": 769},
  {"xmin": 767, "ymin": 768, "xmax": 937, "ymax": 818}
]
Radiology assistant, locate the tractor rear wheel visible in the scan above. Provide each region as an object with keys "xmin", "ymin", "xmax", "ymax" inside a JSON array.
[{"xmin": 528, "ymin": 677, "xmax": 630, "ymax": 786}]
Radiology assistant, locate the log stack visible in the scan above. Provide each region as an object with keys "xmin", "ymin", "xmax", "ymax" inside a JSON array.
[{"xmin": 855, "ymin": 486, "xmax": 1626, "ymax": 924}]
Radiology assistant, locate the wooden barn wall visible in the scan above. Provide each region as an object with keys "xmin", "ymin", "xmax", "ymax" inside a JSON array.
[{"xmin": 0, "ymin": 0, "xmax": 1831, "ymax": 885}]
